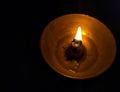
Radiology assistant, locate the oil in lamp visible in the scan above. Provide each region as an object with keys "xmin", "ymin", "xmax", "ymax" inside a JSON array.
[{"xmin": 40, "ymin": 14, "xmax": 116, "ymax": 79}]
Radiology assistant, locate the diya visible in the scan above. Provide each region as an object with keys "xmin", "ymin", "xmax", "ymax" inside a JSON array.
[{"xmin": 40, "ymin": 14, "xmax": 116, "ymax": 79}]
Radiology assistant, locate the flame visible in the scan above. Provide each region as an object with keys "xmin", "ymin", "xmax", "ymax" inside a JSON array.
[{"xmin": 75, "ymin": 26, "xmax": 82, "ymax": 41}]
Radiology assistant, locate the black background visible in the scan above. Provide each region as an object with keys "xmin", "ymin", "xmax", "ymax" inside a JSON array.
[{"xmin": 2, "ymin": 0, "xmax": 120, "ymax": 92}]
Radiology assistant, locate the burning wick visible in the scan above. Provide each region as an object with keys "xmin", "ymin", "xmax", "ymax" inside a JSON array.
[
  {"xmin": 72, "ymin": 26, "xmax": 82, "ymax": 47},
  {"xmin": 65, "ymin": 26, "xmax": 86, "ymax": 61}
]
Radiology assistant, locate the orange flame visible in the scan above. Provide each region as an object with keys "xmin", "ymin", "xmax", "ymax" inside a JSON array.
[{"xmin": 75, "ymin": 26, "xmax": 82, "ymax": 41}]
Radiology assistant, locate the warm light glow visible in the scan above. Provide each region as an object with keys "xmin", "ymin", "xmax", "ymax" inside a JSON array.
[{"xmin": 75, "ymin": 26, "xmax": 82, "ymax": 41}]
